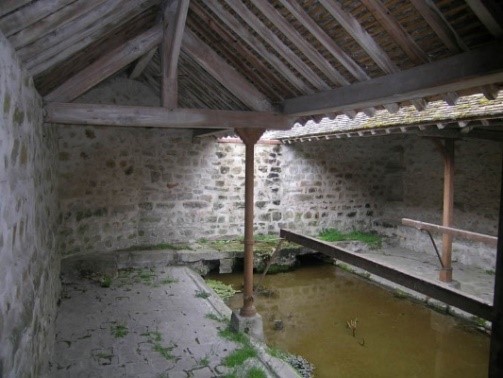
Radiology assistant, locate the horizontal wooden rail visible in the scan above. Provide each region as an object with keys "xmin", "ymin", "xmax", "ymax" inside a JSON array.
[
  {"xmin": 280, "ymin": 229, "xmax": 492, "ymax": 320},
  {"xmin": 402, "ymin": 218, "xmax": 498, "ymax": 248}
]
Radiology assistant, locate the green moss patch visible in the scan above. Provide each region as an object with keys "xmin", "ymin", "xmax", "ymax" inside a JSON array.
[{"xmin": 318, "ymin": 228, "xmax": 382, "ymax": 248}]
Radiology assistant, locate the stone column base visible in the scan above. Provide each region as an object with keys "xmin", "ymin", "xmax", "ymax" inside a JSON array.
[{"xmin": 230, "ymin": 310, "xmax": 264, "ymax": 342}]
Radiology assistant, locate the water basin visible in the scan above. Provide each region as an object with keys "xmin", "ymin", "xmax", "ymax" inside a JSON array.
[{"xmin": 208, "ymin": 264, "xmax": 489, "ymax": 377}]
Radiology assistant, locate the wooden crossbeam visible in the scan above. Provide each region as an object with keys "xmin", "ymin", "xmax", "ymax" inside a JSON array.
[
  {"xmin": 280, "ymin": 229, "xmax": 492, "ymax": 320},
  {"xmin": 44, "ymin": 102, "xmax": 293, "ymax": 130},
  {"xmin": 161, "ymin": 0, "xmax": 189, "ymax": 109},
  {"xmin": 129, "ymin": 48, "xmax": 157, "ymax": 79},
  {"xmin": 402, "ymin": 218, "xmax": 498, "ymax": 248},
  {"xmin": 282, "ymin": 41, "xmax": 503, "ymax": 116}
]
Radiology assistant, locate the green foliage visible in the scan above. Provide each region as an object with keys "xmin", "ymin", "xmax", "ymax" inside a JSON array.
[
  {"xmin": 318, "ymin": 228, "xmax": 382, "ymax": 248},
  {"xmin": 206, "ymin": 279, "xmax": 237, "ymax": 300},
  {"xmin": 223, "ymin": 346, "xmax": 257, "ymax": 367},
  {"xmin": 160, "ymin": 277, "xmax": 178, "ymax": 285},
  {"xmin": 218, "ymin": 327, "xmax": 250, "ymax": 345},
  {"xmin": 205, "ymin": 313, "xmax": 228, "ymax": 323},
  {"xmin": 153, "ymin": 343, "xmax": 174, "ymax": 360},
  {"xmin": 246, "ymin": 367, "xmax": 267, "ymax": 378},
  {"xmin": 141, "ymin": 331, "xmax": 162, "ymax": 343},
  {"xmin": 100, "ymin": 275, "xmax": 112, "ymax": 288},
  {"xmin": 111, "ymin": 324, "xmax": 128, "ymax": 338},
  {"xmin": 195, "ymin": 290, "xmax": 211, "ymax": 299}
]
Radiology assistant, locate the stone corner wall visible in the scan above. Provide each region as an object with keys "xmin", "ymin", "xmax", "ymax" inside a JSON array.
[{"xmin": 0, "ymin": 32, "xmax": 60, "ymax": 377}]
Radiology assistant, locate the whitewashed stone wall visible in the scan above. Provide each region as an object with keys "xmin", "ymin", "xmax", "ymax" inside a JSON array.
[
  {"xmin": 0, "ymin": 32, "xmax": 60, "ymax": 377},
  {"xmin": 375, "ymin": 136, "xmax": 501, "ymax": 269},
  {"xmin": 56, "ymin": 77, "xmax": 500, "ymax": 271}
]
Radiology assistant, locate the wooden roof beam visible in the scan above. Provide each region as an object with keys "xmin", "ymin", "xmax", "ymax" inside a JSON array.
[
  {"xmin": 44, "ymin": 103, "xmax": 294, "ymax": 130},
  {"xmin": 8, "ymin": 0, "xmax": 109, "ymax": 49},
  {"xmin": 45, "ymin": 25, "xmax": 162, "ymax": 102},
  {"xmin": 0, "ymin": 0, "xmax": 31, "ymax": 18},
  {"xmin": 410, "ymin": 0, "xmax": 468, "ymax": 52},
  {"xmin": 129, "ymin": 48, "xmax": 157, "ymax": 79},
  {"xmin": 181, "ymin": 29, "xmax": 273, "ymax": 112},
  {"xmin": 252, "ymin": 0, "xmax": 348, "ymax": 87},
  {"xmin": 221, "ymin": 0, "xmax": 329, "ymax": 91},
  {"xmin": 23, "ymin": 0, "xmax": 156, "ymax": 76},
  {"xmin": 361, "ymin": 0, "xmax": 458, "ymax": 105},
  {"xmin": 319, "ymin": 0, "xmax": 427, "ymax": 111},
  {"xmin": 0, "ymin": 0, "xmax": 70, "ymax": 36},
  {"xmin": 466, "ymin": 0, "xmax": 503, "ymax": 37},
  {"xmin": 161, "ymin": 0, "xmax": 190, "ymax": 109},
  {"xmin": 282, "ymin": 41, "xmax": 503, "ymax": 116},
  {"xmin": 204, "ymin": 0, "xmax": 310, "ymax": 94}
]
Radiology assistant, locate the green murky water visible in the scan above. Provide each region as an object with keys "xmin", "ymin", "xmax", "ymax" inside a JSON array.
[{"xmin": 208, "ymin": 264, "xmax": 489, "ymax": 378}]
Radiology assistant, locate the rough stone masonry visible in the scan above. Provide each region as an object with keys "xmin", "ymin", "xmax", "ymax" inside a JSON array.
[{"xmin": 0, "ymin": 31, "xmax": 60, "ymax": 377}]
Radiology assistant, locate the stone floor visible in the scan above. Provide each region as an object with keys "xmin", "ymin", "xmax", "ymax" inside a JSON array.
[{"xmin": 50, "ymin": 266, "xmax": 298, "ymax": 377}]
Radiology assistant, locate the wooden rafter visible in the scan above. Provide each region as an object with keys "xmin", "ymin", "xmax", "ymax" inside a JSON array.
[
  {"xmin": 44, "ymin": 103, "xmax": 293, "ymax": 130},
  {"xmin": 129, "ymin": 48, "xmax": 157, "ymax": 79},
  {"xmin": 319, "ymin": 0, "xmax": 427, "ymax": 111},
  {"xmin": 203, "ymin": 0, "xmax": 309, "ymax": 94},
  {"xmin": 8, "ymin": 0, "xmax": 109, "ymax": 49},
  {"xmin": 222, "ymin": 0, "xmax": 329, "ymax": 91},
  {"xmin": 23, "ymin": 0, "xmax": 157, "ymax": 76},
  {"xmin": 161, "ymin": 0, "xmax": 190, "ymax": 109},
  {"xmin": 466, "ymin": 0, "xmax": 503, "ymax": 37},
  {"xmin": 361, "ymin": 0, "xmax": 458, "ymax": 105},
  {"xmin": 0, "ymin": 0, "xmax": 31, "ymax": 18},
  {"xmin": 282, "ymin": 41, "xmax": 503, "ymax": 116},
  {"xmin": 410, "ymin": 0, "xmax": 468, "ymax": 52},
  {"xmin": 253, "ymin": 0, "xmax": 348, "ymax": 87},
  {"xmin": 189, "ymin": 2, "xmax": 290, "ymax": 100},
  {"xmin": 181, "ymin": 29, "xmax": 273, "ymax": 112},
  {"xmin": 45, "ymin": 25, "xmax": 162, "ymax": 102},
  {"xmin": 0, "ymin": 0, "xmax": 70, "ymax": 36}
]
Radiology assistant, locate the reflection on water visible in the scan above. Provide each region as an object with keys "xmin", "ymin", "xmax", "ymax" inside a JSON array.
[{"xmin": 209, "ymin": 264, "xmax": 489, "ymax": 378}]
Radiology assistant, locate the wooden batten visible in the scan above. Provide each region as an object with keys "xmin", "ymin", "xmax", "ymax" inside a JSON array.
[{"xmin": 44, "ymin": 102, "xmax": 294, "ymax": 130}]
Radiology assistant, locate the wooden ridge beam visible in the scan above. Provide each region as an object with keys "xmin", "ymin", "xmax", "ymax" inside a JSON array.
[
  {"xmin": 161, "ymin": 0, "xmax": 189, "ymax": 109},
  {"xmin": 282, "ymin": 41, "xmax": 503, "ymax": 116},
  {"xmin": 280, "ymin": 229, "xmax": 492, "ymax": 320},
  {"xmin": 181, "ymin": 28, "xmax": 272, "ymax": 112},
  {"xmin": 45, "ymin": 25, "xmax": 162, "ymax": 102},
  {"xmin": 44, "ymin": 102, "xmax": 293, "ymax": 130}
]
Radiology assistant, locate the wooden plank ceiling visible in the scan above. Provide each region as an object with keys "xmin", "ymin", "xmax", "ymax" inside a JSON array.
[{"xmin": 1, "ymin": 0, "xmax": 502, "ymax": 130}]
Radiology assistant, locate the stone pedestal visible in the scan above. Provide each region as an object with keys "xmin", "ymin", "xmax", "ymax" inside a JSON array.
[{"xmin": 230, "ymin": 310, "xmax": 264, "ymax": 342}]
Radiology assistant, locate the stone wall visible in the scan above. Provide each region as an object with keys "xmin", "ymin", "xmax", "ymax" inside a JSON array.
[
  {"xmin": 0, "ymin": 32, "xmax": 60, "ymax": 376},
  {"xmin": 375, "ymin": 136, "xmax": 501, "ymax": 269},
  {"xmin": 56, "ymin": 77, "xmax": 500, "ymax": 271}
]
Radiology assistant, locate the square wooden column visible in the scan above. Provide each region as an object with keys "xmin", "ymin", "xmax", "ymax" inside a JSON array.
[{"xmin": 440, "ymin": 139, "xmax": 455, "ymax": 282}]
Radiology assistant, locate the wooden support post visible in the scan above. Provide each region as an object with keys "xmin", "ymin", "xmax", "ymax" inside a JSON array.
[
  {"xmin": 489, "ymin": 154, "xmax": 503, "ymax": 377},
  {"xmin": 440, "ymin": 139, "xmax": 455, "ymax": 282},
  {"xmin": 235, "ymin": 128, "xmax": 265, "ymax": 317}
]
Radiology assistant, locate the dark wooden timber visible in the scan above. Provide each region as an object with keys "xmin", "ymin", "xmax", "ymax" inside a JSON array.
[
  {"xmin": 280, "ymin": 229, "xmax": 492, "ymax": 320},
  {"xmin": 489, "ymin": 154, "xmax": 503, "ymax": 377},
  {"xmin": 402, "ymin": 218, "xmax": 498, "ymax": 247}
]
